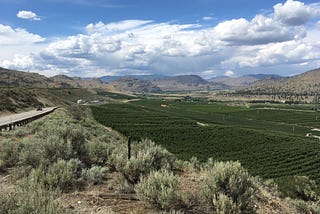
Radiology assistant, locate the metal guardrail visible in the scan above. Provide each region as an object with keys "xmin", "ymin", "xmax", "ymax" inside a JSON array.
[{"xmin": 0, "ymin": 107, "xmax": 58, "ymax": 131}]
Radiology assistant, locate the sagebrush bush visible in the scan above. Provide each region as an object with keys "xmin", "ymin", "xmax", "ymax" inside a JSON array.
[
  {"xmin": 41, "ymin": 134, "xmax": 74, "ymax": 164},
  {"xmin": 290, "ymin": 199, "xmax": 320, "ymax": 214},
  {"xmin": 82, "ymin": 165, "xmax": 108, "ymax": 185},
  {"xmin": 109, "ymin": 173, "xmax": 135, "ymax": 194},
  {"xmin": 135, "ymin": 139, "xmax": 176, "ymax": 170},
  {"xmin": 0, "ymin": 177, "xmax": 64, "ymax": 214},
  {"xmin": 25, "ymin": 159, "xmax": 84, "ymax": 192},
  {"xmin": 19, "ymin": 138, "xmax": 46, "ymax": 167},
  {"xmin": 202, "ymin": 161, "xmax": 257, "ymax": 213},
  {"xmin": 0, "ymin": 140, "xmax": 21, "ymax": 170},
  {"xmin": 13, "ymin": 127, "xmax": 31, "ymax": 138},
  {"xmin": 214, "ymin": 192, "xmax": 240, "ymax": 214},
  {"xmin": 292, "ymin": 176, "xmax": 319, "ymax": 201},
  {"xmin": 0, "ymin": 186, "xmax": 17, "ymax": 214},
  {"xmin": 44, "ymin": 159, "xmax": 83, "ymax": 191},
  {"xmin": 278, "ymin": 175, "xmax": 319, "ymax": 201},
  {"xmin": 88, "ymin": 140, "xmax": 115, "ymax": 165},
  {"xmin": 21, "ymin": 119, "xmax": 89, "ymax": 166},
  {"xmin": 120, "ymin": 152, "xmax": 153, "ymax": 185},
  {"xmin": 135, "ymin": 169, "xmax": 178, "ymax": 210},
  {"xmin": 15, "ymin": 176, "xmax": 65, "ymax": 214},
  {"xmin": 116, "ymin": 139, "xmax": 176, "ymax": 185}
]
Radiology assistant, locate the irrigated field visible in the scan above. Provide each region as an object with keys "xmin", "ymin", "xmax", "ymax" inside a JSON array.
[{"xmin": 91, "ymin": 98, "xmax": 320, "ymax": 183}]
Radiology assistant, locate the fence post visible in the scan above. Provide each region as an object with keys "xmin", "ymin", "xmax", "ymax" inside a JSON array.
[{"xmin": 128, "ymin": 136, "xmax": 131, "ymax": 160}]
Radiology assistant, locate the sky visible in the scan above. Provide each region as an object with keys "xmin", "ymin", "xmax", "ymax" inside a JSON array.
[{"xmin": 1, "ymin": 0, "xmax": 320, "ymax": 78}]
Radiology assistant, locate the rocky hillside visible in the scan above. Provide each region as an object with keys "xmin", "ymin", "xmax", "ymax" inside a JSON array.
[
  {"xmin": 0, "ymin": 67, "xmax": 53, "ymax": 88},
  {"xmin": 210, "ymin": 74, "xmax": 283, "ymax": 88},
  {"xmin": 108, "ymin": 77, "xmax": 161, "ymax": 93},
  {"xmin": 0, "ymin": 67, "xmax": 109, "ymax": 89},
  {"xmin": 247, "ymin": 68, "xmax": 320, "ymax": 95},
  {"xmin": 50, "ymin": 75, "xmax": 107, "ymax": 89},
  {"xmin": 152, "ymin": 75, "xmax": 226, "ymax": 91}
]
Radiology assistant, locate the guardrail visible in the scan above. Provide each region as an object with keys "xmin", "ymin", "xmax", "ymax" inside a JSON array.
[{"xmin": 0, "ymin": 107, "xmax": 58, "ymax": 131}]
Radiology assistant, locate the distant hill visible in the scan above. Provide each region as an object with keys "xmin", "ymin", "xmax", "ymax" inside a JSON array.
[
  {"xmin": 0, "ymin": 67, "xmax": 53, "ymax": 88},
  {"xmin": 50, "ymin": 75, "xmax": 107, "ymax": 89},
  {"xmin": 100, "ymin": 74, "xmax": 167, "ymax": 83},
  {"xmin": 210, "ymin": 74, "xmax": 283, "ymax": 88},
  {"xmin": 248, "ymin": 68, "xmax": 320, "ymax": 95},
  {"xmin": 0, "ymin": 67, "xmax": 109, "ymax": 89},
  {"xmin": 152, "ymin": 75, "xmax": 226, "ymax": 91},
  {"xmin": 108, "ymin": 77, "xmax": 161, "ymax": 93}
]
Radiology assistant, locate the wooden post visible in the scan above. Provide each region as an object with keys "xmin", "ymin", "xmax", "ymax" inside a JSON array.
[{"xmin": 128, "ymin": 136, "xmax": 131, "ymax": 160}]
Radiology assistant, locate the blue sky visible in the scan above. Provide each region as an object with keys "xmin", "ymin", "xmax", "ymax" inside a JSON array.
[{"xmin": 1, "ymin": 0, "xmax": 320, "ymax": 78}]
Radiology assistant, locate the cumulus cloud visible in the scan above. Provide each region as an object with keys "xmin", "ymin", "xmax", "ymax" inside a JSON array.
[
  {"xmin": 2, "ymin": 0, "xmax": 320, "ymax": 77},
  {"xmin": 274, "ymin": 0, "xmax": 320, "ymax": 26},
  {"xmin": 224, "ymin": 70, "xmax": 234, "ymax": 77},
  {"xmin": 212, "ymin": 15, "xmax": 304, "ymax": 46},
  {"xmin": 17, "ymin": 10, "xmax": 41, "ymax": 21},
  {"xmin": 0, "ymin": 24, "xmax": 45, "ymax": 45}
]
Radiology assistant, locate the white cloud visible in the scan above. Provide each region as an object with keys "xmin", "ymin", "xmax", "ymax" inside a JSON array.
[
  {"xmin": 274, "ymin": 0, "xmax": 320, "ymax": 26},
  {"xmin": 224, "ymin": 70, "xmax": 234, "ymax": 77},
  {"xmin": 0, "ymin": 24, "xmax": 45, "ymax": 45},
  {"xmin": 17, "ymin": 10, "xmax": 41, "ymax": 21},
  {"xmin": 203, "ymin": 16, "xmax": 215, "ymax": 21},
  {"xmin": 2, "ymin": 0, "xmax": 320, "ymax": 77},
  {"xmin": 212, "ymin": 15, "xmax": 301, "ymax": 46}
]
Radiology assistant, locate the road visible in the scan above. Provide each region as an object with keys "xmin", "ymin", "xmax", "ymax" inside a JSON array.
[{"xmin": 0, "ymin": 107, "xmax": 57, "ymax": 129}]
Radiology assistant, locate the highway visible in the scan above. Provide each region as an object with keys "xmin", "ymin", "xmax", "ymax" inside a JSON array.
[{"xmin": 0, "ymin": 107, "xmax": 57, "ymax": 131}]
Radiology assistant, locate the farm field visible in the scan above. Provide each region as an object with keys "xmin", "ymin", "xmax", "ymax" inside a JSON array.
[{"xmin": 91, "ymin": 97, "xmax": 320, "ymax": 184}]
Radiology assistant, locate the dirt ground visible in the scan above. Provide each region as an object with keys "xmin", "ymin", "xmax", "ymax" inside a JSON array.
[{"xmin": 0, "ymin": 171, "xmax": 301, "ymax": 214}]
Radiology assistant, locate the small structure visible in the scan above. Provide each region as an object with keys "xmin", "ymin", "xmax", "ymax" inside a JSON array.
[
  {"xmin": 160, "ymin": 104, "xmax": 168, "ymax": 108},
  {"xmin": 77, "ymin": 99, "xmax": 84, "ymax": 105}
]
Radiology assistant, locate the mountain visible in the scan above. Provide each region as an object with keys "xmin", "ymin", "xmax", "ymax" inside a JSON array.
[
  {"xmin": 0, "ymin": 67, "xmax": 109, "ymax": 89},
  {"xmin": 0, "ymin": 67, "xmax": 53, "ymax": 88},
  {"xmin": 108, "ymin": 77, "xmax": 161, "ymax": 93},
  {"xmin": 100, "ymin": 74, "xmax": 167, "ymax": 83},
  {"xmin": 50, "ymin": 75, "xmax": 107, "ymax": 89},
  {"xmin": 209, "ymin": 74, "xmax": 283, "ymax": 88},
  {"xmin": 152, "ymin": 75, "xmax": 226, "ymax": 91},
  {"xmin": 248, "ymin": 68, "xmax": 320, "ymax": 95}
]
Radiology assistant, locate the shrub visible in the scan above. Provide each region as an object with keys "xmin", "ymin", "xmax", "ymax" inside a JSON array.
[
  {"xmin": 81, "ymin": 166, "xmax": 108, "ymax": 185},
  {"xmin": 44, "ymin": 159, "xmax": 83, "ymax": 192},
  {"xmin": 120, "ymin": 151, "xmax": 153, "ymax": 185},
  {"xmin": 135, "ymin": 169, "xmax": 178, "ymax": 210},
  {"xmin": 294, "ymin": 176, "xmax": 319, "ymax": 201},
  {"xmin": 12, "ymin": 128, "xmax": 31, "ymax": 138},
  {"xmin": 87, "ymin": 140, "xmax": 115, "ymax": 165},
  {"xmin": 214, "ymin": 192, "xmax": 240, "ymax": 214},
  {"xmin": 116, "ymin": 140, "xmax": 176, "ymax": 185},
  {"xmin": 202, "ymin": 161, "xmax": 257, "ymax": 213},
  {"xmin": 15, "ymin": 176, "xmax": 64, "ymax": 214},
  {"xmin": 135, "ymin": 139, "xmax": 176, "ymax": 171},
  {"xmin": 41, "ymin": 134, "xmax": 73, "ymax": 164},
  {"xmin": 31, "ymin": 121, "xmax": 89, "ymax": 164},
  {"xmin": 277, "ymin": 176, "xmax": 319, "ymax": 201},
  {"xmin": 109, "ymin": 173, "xmax": 135, "ymax": 194},
  {"xmin": 19, "ymin": 138, "xmax": 46, "ymax": 167},
  {"xmin": 290, "ymin": 199, "xmax": 320, "ymax": 214},
  {"xmin": 0, "ymin": 186, "xmax": 17, "ymax": 214},
  {"xmin": 0, "ymin": 140, "xmax": 21, "ymax": 170},
  {"xmin": 0, "ymin": 178, "xmax": 64, "ymax": 214}
]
